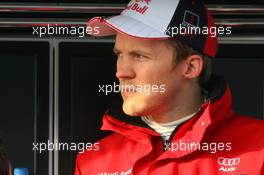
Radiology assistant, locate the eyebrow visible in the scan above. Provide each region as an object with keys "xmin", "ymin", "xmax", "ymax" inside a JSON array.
[{"xmin": 113, "ymin": 47, "xmax": 153, "ymax": 57}]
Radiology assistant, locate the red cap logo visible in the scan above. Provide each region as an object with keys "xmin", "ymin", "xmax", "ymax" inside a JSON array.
[{"xmin": 134, "ymin": 0, "xmax": 152, "ymax": 5}]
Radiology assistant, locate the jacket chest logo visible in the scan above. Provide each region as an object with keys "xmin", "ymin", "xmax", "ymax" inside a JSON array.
[
  {"xmin": 218, "ymin": 157, "xmax": 240, "ymax": 172},
  {"xmin": 98, "ymin": 167, "xmax": 132, "ymax": 175}
]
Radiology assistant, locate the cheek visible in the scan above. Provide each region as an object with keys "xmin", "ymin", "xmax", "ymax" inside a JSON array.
[
  {"xmin": 148, "ymin": 72, "xmax": 181, "ymax": 100},
  {"xmin": 137, "ymin": 65, "xmax": 173, "ymax": 84},
  {"xmin": 144, "ymin": 69, "xmax": 180, "ymax": 92}
]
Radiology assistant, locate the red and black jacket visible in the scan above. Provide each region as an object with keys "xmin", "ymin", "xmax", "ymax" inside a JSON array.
[{"xmin": 75, "ymin": 75, "xmax": 264, "ymax": 175}]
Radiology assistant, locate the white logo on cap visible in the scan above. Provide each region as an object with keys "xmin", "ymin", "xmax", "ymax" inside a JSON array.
[{"xmin": 182, "ymin": 10, "xmax": 200, "ymax": 27}]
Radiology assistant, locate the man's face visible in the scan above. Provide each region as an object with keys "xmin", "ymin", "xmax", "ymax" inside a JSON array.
[{"xmin": 114, "ymin": 33, "xmax": 185, "ymax": 117}]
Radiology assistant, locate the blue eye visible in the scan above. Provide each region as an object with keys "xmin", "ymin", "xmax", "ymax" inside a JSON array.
[
  {"xmin": 115, "ymin": 52, "xmax": 123, "ymax": 59},
  {"xmin": 135, "ymin": 54, "xmax": 145, "ymax": 60}
]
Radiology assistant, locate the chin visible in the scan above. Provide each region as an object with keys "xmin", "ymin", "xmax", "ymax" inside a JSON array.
[
  {"xmin": 122, "ymin": 94, "xmax": 167, "ymax": 118},
  {"xmin": 122, "ymin": 97, "xmax": 148, "ymax": 117},
  {"xmin": 122, "ymin": 102, "xmax": 140, "ymax": 116}
]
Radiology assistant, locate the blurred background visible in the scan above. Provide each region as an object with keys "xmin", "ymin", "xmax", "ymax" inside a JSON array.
[{"xmin": 0, "ymin": 0, "xmax": 263, "ymax": 175}]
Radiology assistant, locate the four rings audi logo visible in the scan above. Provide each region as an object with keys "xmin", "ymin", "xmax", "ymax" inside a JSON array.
[{"xmin": 218, "ymin": 157, "xmax": 240, "ymax": 166}]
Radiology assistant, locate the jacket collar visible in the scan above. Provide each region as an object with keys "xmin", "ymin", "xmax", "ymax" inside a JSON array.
[{"xmin": 101, "ymin": 74, "xmax": 234, "ymax": 156}]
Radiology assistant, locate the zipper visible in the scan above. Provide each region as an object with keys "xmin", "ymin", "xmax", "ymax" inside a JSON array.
[{"xmin": 162, "ymin": 123, "xmax": 184, "ymax": 151}]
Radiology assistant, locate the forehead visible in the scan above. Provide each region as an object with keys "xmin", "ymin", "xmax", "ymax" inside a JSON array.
[{"xmin": 114, "ymin": 33, "xmax": 169, "ymax": 51}]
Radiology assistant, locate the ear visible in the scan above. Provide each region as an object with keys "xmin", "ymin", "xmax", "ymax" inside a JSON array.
[{"xmin": 182, "ymin": 55, "xmax": 203, "ymax": 80}]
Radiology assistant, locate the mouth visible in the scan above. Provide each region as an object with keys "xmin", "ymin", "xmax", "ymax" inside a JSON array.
[{"xmin": 120, "ymin": 85, "xmax": 137, "ymax": 97}]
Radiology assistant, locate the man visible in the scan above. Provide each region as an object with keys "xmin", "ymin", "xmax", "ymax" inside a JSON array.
[
  {"xmin": 75, "ymin": 0, "xmax": 264, "ymax": 174},
  {"xmin": 0, "ymin": 139, "xmax": 11, "ymax": 175}
]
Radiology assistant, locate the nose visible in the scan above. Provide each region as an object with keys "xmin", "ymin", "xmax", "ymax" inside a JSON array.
[{"xmin": 115, "ymin": 56, "xmax": 136, "ymax": 80}]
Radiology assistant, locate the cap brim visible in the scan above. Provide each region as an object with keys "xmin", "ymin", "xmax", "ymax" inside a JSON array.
[{"xmin": 88, "ymin": 15, "xmax": 169, "ymax": 39}]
